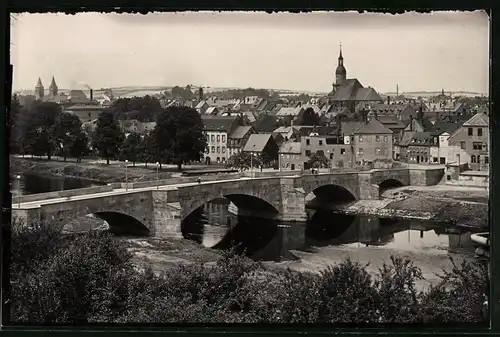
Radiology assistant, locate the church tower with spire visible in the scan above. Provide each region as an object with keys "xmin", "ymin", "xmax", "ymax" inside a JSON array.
[
  {"xmin": 331, "ymin": 43, "xmax": 347, "ymax": 95},
  {"xmin": 49, "ymin": 76, "xmax": 58, "ymax": 96},
  {"xmin": 35, "ymin": 77, "xmax": 44, "ymax": 99}
]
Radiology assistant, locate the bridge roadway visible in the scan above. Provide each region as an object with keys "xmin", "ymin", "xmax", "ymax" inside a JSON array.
[{"xmin": 12, "ymin": 175, "xmax": 264, "ymax": 210}]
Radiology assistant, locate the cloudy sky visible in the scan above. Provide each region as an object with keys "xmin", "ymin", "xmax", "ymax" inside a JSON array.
[{"xmin": 10, "ymin": 11, "xmax": 489, "ymax": 94}]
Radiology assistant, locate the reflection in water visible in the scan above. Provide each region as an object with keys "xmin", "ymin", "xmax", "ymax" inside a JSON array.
[
  {"xmin": 10, "ymin": 173, "xmax": 102, "ymax": 196},
  {"xmin": 182, "ymin": 201, "xmax": 479, "ymax": 265}
]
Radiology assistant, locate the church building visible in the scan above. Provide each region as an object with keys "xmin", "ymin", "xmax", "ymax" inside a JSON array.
[{"xmin": 327, "ymin": 44, "xmax": 383, "ymax": 114}]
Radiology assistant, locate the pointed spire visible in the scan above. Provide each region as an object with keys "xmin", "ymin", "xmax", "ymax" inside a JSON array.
[
  {"xmin": 36, "ymin": 77, "xmax": 43, "ymax": 87},
  {"xmin": 49, "ymin": 76, "xmax": 57, "ymax": 88},
  {"xmin": 339, "ymin": 42, "xmax": 343, "ymax": 60}
]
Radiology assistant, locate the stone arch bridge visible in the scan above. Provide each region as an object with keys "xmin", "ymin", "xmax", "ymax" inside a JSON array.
[{"xmin": 12, "ymin": 168, "xmax": 444, "ymax": 238}]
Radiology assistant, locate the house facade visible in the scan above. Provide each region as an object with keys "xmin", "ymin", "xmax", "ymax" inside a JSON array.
[
  {"xmin": 202, "ymin": 116, "xmax": 241, "ymax": 165},
  {"xmin": 279, "ymin": 141, "xmax": 303, "ymax": 170},
  {"xmin": 352, "ymin": 119, "xmax": 393, "ymax": 166},
  {"xmin": 447, "ymin": 112, "xmax": 489, "ymax": 171},
  {"xmin": 227, "ymin": 125, "xmax": 256, "ymax": 158},
  {"xmin": 301, "ymin": 135, "xmax": 354, "ymax": 169}
]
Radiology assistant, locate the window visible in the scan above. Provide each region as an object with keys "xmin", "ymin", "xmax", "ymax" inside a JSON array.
[
  {"xmin": 485, "ymin": 156, "xmax": 489, "ymax": 164},
  {"xmin": 447, "ymin": 175, "xmax": 451, "ymax": 181},
  {"xmin": 350, "ymin": 136, "xmax": 354, "ymax": 142},
  {"xmin": 211, "ymin": 146, "xmax": 215, "ymax": 153},
  {"xmin": 306, "ymin": 139, "xmax": 310, "ymax": 145},
  {"xmin": 358, "ymin": 148, "xmax": 363, "ymax": 155},
  {"xmin": 216, "ymin": 147, "xmax": 220, "ymax": 153},
  {"xmin": 222, "ymin": 147, "xmax": 226, "ymax": 153},
  {"xmin": 305, "ymin": 150, "xmax": 311, "ymax": 156},
  {"xmin": 211, "ymin": 135, "xmax": 215, "ymax": 142},
  {"xmin": 329, "ymin": 153, "xmax": 333, "ymax": 159},
  {"xmin": 319, "ymin": 140, "xmax": 323, "ymax": 146},
  {"xmin": 460, "ymin": 141, "xmax": 466, "ymax": 150},
  {"xmin": 376, "ymin": 135, "xmax": 380, "ymax": 142},
  {"xmin": 217, "ymin": 135, "xmax": 220, "ymax": 142},
  {"xmin": 341, "ymin": 148, "xmax": 346, "ymax": 154},
  {"xmin": 473, "ymin": 142, "xmax": 483, "ymax": 150},
  {"xmin": 222, "ymin": 157, "xmax": 226, "ymax": 163},
  {"xmin": 468, "ymin": 128, "xmax": 473, "ymax": 136},
  {"xmin": 222, "ymin": 135, "xmax": 226, "ymax": 142},
  {"xmin": 358, "ymin": 136, "xmax": 363, "ymax": 142},
  {"xmin": 471, "ymin": 155, "xmax": 476, "ymax": 163},
  {"xmin": 217, "ymin": 157, "xmax": 220, "ymax": 163},
  {"xmin": 477, "ymin": 155, "xmax": 481, "ymax": 163},
  {"xmin": 478, "ymin": 128, "xmax": 483, "ymax": 137},
  {"xmin": 376, "ymin": 148, "xmax": 381, "ymax": 155}
]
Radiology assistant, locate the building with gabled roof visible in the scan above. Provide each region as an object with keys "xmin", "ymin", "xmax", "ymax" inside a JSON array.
[
  {"xmin": 227, "ymin": 125, "xmax": 256, "ymax": 158},
  {"xmin": 352, "ymin": 118, "xmax": 393, "ymax": 165},
  {"xmin": 242, "ymin": 133, "xmax": 279, "ymax": 164},
  {"xmin": 202, "ymin": 115, "xmax": 242, "ymax": 165},
  {"xmin": 447, "ymin": 112, "xmax": 489, "ymax": 171}
]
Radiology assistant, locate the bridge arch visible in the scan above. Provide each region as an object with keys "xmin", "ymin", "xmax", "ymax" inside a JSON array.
[
  {"xmin": 306, "ymin": 184, "xmax": 357, "ymax": 210},
  {"xmin": 181, "ymin": 192, "xmax": 281, "ymax": 221},
  {"xmin": 378, "ymin": 178, "xmax": 405, "ymax": 196}
]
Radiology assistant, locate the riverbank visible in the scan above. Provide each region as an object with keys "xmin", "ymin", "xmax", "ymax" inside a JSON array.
[
  {"xmin": 334, "ymin": 185, "xmax": 489, "ymax": 229},
  {"xmin": 10, "ymin": 156, "xmax": 177, "ymax": 183}
]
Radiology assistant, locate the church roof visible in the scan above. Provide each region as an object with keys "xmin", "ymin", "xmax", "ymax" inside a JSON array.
[
  {"xmin": 330, "ymin": 79, "xmax": 381, "ymax": 102},
  {"xmin": 36, "ymin": 77, "xmax": 43, "ymax": 87}
]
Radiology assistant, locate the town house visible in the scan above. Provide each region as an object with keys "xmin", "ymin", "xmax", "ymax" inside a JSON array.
[
  {"xmin": 447, "ymin": 112, "xmax": 489, "ymax": 171},
  {"xmin": 352, "ymin": 119, "xmax": 393, "ymax": 166},
  {"xmin": 202, "ymin": 116, "xmax": 241, "ymax": 165},
  {"xmin": 227, "ymin": 125, "xmax": 256, "ymax": 158},
  {"xmin": 242, "ymin": 134, "xmax": 279, "ymax": 165},
  {"xmin": 279, "ymin": 141, "xmax": 303, "ymax": 171},
  {"xmin": 397, "ymin": 131, "xmax": 435, "ymax": 164},
  {"xmin": 429, "ymin": 122, "xmax": 461, "ymax": 164},
  {"xmin": 301, "ymin": 134, "xmax": 353, "ymax": 169}
]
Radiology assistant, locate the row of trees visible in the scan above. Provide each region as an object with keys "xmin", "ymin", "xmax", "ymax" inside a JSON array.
[
  {"xmin": 104, "ymin": 95, "xmax": 163, "ymax": 122},
  {"xmin": 91, "ymin": 106, "xmax": 207, "ymax": 169},
  {"xmin": 10, "ymin": 221, "xmax": 489, "ymax": 324},
  {"xmin": 10, "ymin": 95, "xmax": 208, "ymax": 170},
  {"xmin": 10, "ymin": 97, "xmax": 89, "ymax": 162}
]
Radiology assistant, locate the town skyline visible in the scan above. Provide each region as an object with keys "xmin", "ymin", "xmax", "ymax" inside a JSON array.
[{"xmin": 10, "ymin": 11, "xmax": 489, "ymax": 95}]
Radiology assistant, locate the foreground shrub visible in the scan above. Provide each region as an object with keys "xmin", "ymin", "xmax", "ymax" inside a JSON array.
[{"xmin": 9, "ymin": 226, "xmax": 489, "ymax": 325}]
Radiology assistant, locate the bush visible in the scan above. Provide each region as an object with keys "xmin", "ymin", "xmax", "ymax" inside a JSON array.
[{"xmin": 9, "ymin": 224, "xmax": 489, "ymax": 325}]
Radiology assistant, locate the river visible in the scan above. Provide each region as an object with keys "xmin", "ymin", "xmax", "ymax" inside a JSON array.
[
  {"xmin": 9, "ymin": 173, "xmax": 104, "ymax": 196},
  {"xmin": 12, "ymin": 173, "xmax": 481, "ymax": 288}
]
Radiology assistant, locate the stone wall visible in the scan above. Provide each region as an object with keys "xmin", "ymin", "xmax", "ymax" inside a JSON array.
[
  {"xmin": 409, "ymin": 168, "xmax": 445, "ymax": 186},
  {"xmin": 152, "ymin": 189, "xmax": 182, "ymax": 238},
  {"xmin": 35, "ymin": 191, "xmax": 155, "ymax": 234},
  {"xmin": 279, "ymin": 177, "xmax": 307, "ymax": 222}
]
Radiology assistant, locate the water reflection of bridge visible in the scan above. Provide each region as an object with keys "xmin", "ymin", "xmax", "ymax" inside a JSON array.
[{"xmin": 192, "ymin": 200, "xmax": 476, "ymax": 261}]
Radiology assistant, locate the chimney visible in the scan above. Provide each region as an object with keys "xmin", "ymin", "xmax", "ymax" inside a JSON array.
[
  {"xmin": 198, "ymin": 87, "xmax": 204, "ymax": 101},
  {"xmin": 387, "ymin": 96, "xmax": 390, "ymax": 105},
  {"xmin": 90, "ymin": 89, "xmax": 93, "ymax": 101},
  {"xmin": 409, "ymin": 116, "xmax": 413, "ymax": 131}
]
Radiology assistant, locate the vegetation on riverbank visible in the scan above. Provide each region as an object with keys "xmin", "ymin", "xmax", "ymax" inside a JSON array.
[{"xmin": 9, "ymin": 220, "xmax": 488, "ymax": 325}]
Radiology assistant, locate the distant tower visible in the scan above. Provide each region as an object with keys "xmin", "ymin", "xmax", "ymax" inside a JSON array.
[
  {"xmin": 198, "ymin": 87, "xmax": 204, "ymax": 102},
  {"xmin": 49, "ymin": 76, "xmax": 58, "ymax": 96},
  {"xmin": 35, "ymin": 77, "xmax": 44, "ymax": 99},
  {"xmin": 335, "ymin": 43, "xmax": 347, "ymax": 87}
]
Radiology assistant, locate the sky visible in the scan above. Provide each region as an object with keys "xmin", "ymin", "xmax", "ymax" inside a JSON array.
[{"xmin": 10, "ymin": 11, "xmax": 490, "ymax": 94}]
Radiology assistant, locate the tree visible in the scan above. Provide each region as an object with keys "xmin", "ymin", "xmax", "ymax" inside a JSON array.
[
  {"xmin": 307, "ymin": 151, "xmax": 329, "ymax": 169},
  {"xmin": 153, "ymin": 107, "xmax": 207, "ymax": 171},
  {"xmin": 91, "ymin": 111, "xmax": 125, "ymax": 165},
  {"xmin": 226, "ymin": 152, "xmax": 262, "ymax": 171},
  {"xmin": 51, "ymin": 112, "xmax": 85, "ymax": 162},
  {"xmin": 19, "ymin": 102, "xmax": 61, "ymax": 159},
  {"xmin": 298, "ymin": 107, "xmax": 321, "ymax": 126},
  {"xmin": 105, "ymin": 96, "xmax": 163, "ymax": 122},
  {"xmin": 119, "ymin": 133, "xmax": 141, "ymax": 166},
  {"xmin": 9, "ymin": 94, "xmax": 22, "ymax": 153},
  {"xmin": 254, "ymin": 114, "xmax": 278, "ymax": 133},
  {"xmin": 69, "ymin": 132, "xmax": 89, "ymax": 163}
]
